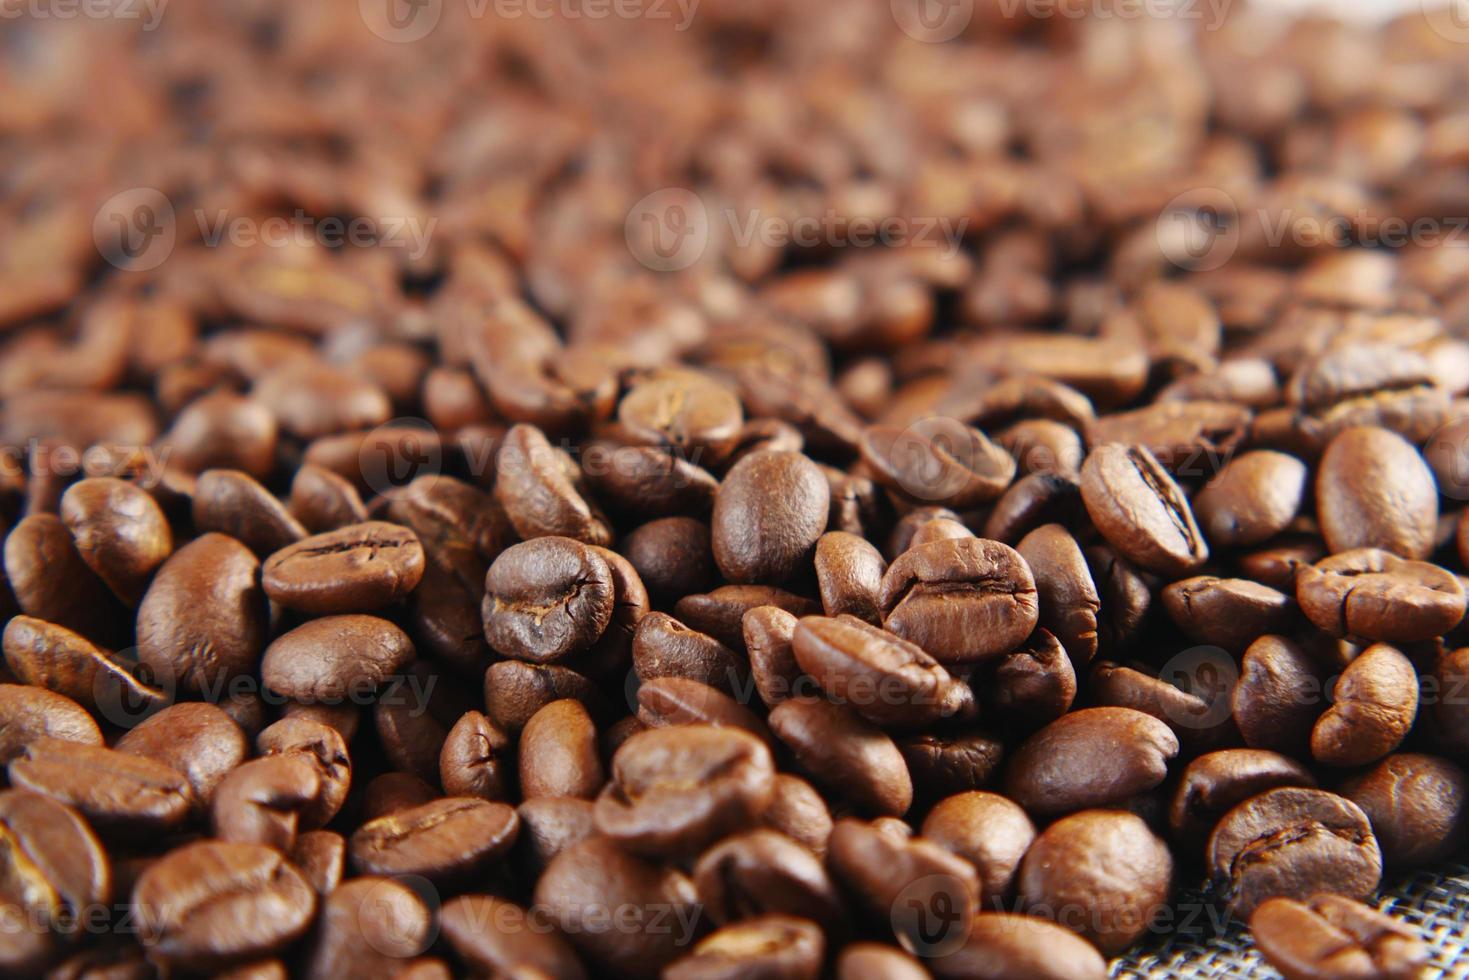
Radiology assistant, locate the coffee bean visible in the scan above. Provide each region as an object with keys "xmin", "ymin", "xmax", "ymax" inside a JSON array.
[
  {"xmin": 349, "ymin": 797, "xmax": 519, "ymax": 886},
  {"xmin": 921, "ymin": 791, "xmax": 1036, "ymax": 901},
  {"xmin": 210, "ymin": 756, "xmax": 320, "ymax": 850},
  {"xmin": 621, "ymin": 517, "xmax": 715, "ymax": 603},
  {"xmin": 1238, "ymin": 535, "xmax": 1327, "ymax": 592},
  {"xmin": 514, "ymin": 796, "xmax": 597, "ymax": 876},
  {"xmin": 1017, "ymin": 524, "xmax": 1099, "ymax": 668},
  {"xmin": 520, "ymin": 699, "xmax": 603, "ymax": 800},
  {"xmin": 581, "ymin": 439, "xmax": 722, "ymax": 519},
  {"xmin": 5, "ymin": 514, "xmax": 122, "ymax": 643},
  {"xmin": 743, "ymin": 606, "xmax": 802, "ymax": 708},
  {"xmin": 439, "ymin": 894, "xmax": 587, "ymax": 980},
  {"xmin": 1341, "ymin": 753, "xmax": 1469, "ymax": 869},
  {"xmin": 133, "ymin": 841, "xmax": 316, "ymax": 971},
  {"xmin": 439, "ymin": 709, "xmax": 511, "ymax": 801},
  {"xmin": 1086, "ymin": 401, "xmax": 1251, "ymax": 474},
  {"xmin": 482, "ymin": 536, "xmax": 615, "ymax": 664},
  {"xmin": 878, "ymin": 537, "xmax": 1039, "ymax": 664},
  {"xmin": 483, "ymin": 660, "xmax": 603, "ymax": 733},
  {"xmin": 1088, "ymin": 660, "xmax": 1234, "ymax": 753},
  {"xmin": 967, "ymin": 334, "xmax": 1149, "ymax": 409},
  {"xmin": 115, "ymin": 702, "xmax": 248, "ymax": 806},
  {"xmin": 262, "ymin": 522, "xmax": 425, "ymax": 613},
  {"xmin": 3, "ymin": 616, "xmax": 166, "ymax": 719},
  {"xmin": 287, "ymin": 464, "xmax": 369, "ymax": 534},
  {"xmin": 1207, "ymin": 787, "xmax": 1381, "ymax": 919},
  {"xmin": 1193, "ymin": 450, "xmax": 1309, "ymax": 548},
  {"xmin": 897, "ymin": 731, "xmax": 1005, "ymax": 799},
  {"xmin": 164, "ymin": 391, "xmax": 279, "ymax": 480},
  {"xmin": 1169, "ymin": 749, "xmax": 1316, "ymax": 845},
  {"xmin": 908, "ymin": 517, "xmax": 974, "ymax": 548},
  {"xmin": 886, "ymin": 506, "xmax": 963, "ymax": 560},
  {"xmin": 363, "ymin": 773, "xmax": 437, "ymax": 821},
  {"xmin": 595, "ymin": 725, "xmax": 774, "ymax": 856},
  {"xmin": 836, "ymin": 944, "xmax": 929, "ymax": 980},
  {"xmin": 262, "ymin": 615, "xmax": 415, "ymax": 703},
  {"xmin": 257, "ymin": 718, "xmax": 353, "ymax": 828},
  {"xmin": 192, "ymin": 470, "xmax": 307, "ymax": 557},
  {"xmin": 618, "ymin": 367, "xmax": 744, "ymax": 461},
  {"xmin": 692, "ymin": 829, "xmax": 845, "ymax": 931},
  {"xmin": 633, "ymin": 613, "xmax": 747, "ymax": 695},
  {"xmin": 59, "ymin": 478, "xmax": 172, "ymax": 605},
  {"xmin": 988, "ymin": 628, "xmax": 1077, "ymax": 730},
  {"xmin": 290, "ymin": 830, "xmax": 346, "ymax": 895},
  {"xmin": 252, "ymin": 361, "xmax": 391, "ymax": 440},
  {"xmin": 1018, "ymin": 809, "xmax": 1173, "ymax": 955},
  {"xmin": 136, "ymin": 533, "xmax": 268, "ymax": 696},
  {"xmin": 1317, "ymin": 426, "xmax": 1438, "ymax": 559},
  {"xmin": 676, "ymin": 585, "xmax": 819, "ymax": 653},
  {"xmin": 664, "ymin": 916, "xmax": 824, "ymax": 980},
  {"xmin": 1085, "ymin": 545, "xmax": 1153, "ymax": 657},
  {"xmin": 374, "ymin": 679, "xmax": 449, "ymax": 785},
  {"xmin": 1311, "ymin": 642, "xmax": 1418, "ymax": 767},
  {"xmin": 769, "ymin": 697, "xmax": 912, "ymax": 816},
  {"xmin": 9, "ymin": 739, "xmax": 192, "ymax": 838},
  {"xmin": 1081, "ymin": 443, "xmax": 1209, "ymax": 576},
  {"xmin": 1232, "ymin": 636, "xmax": 1327, "ymax": 756},
  {"xmin": 761, "ymin": 774, "xmax": 833, "ymax": 857},
  {"xmin": 814, "ymin": 531, "xmax": 886, "ymax": 624},
  {"xmin": 495, "ymin": 424, "xmax": 613, "ymax": 545},
  {"xmin": 1162, "ymin": 576, "xmax": 1297, "ymax": 651},
  {"xmin": 711, "ymin": 450, "xmax": 829, "ymax": 584},
  {"xmin": 860, "ymin": 417, "xmax": 1015, "ymax": 509},
  {"xmin": 1297, "ymin": 548, "xmax": 1466, "ymax": 642},
  {"xmin": 1251, "ymin": 894, "xmax": 1429, "ymax": 980},
  {"xmin": 636, "ymin": 676, "xmax": 772, "ymax": 744},
  {"xmin": 1004, "ymin": 707, "xmax": 1179, "ymax": 817},
  {"xmin": 301, "ymin": 877, "xmax": 433, "ymax": 980}
]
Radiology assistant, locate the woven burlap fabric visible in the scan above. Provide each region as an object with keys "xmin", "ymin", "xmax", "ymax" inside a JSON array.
[{"xmin": 1112, "ymin": 864, "xmax": 1469, "ymax": 979}]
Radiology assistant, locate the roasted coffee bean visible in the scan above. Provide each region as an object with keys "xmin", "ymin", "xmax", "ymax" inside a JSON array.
[
  {"xmin": 886, "ymin": 506, "xmax": 963, "ymax": 560},
  {"xmin": 439, "ymin": 710, "xmax": 511, "ymax": 801},
  {"xmin": 1080, "ymin": 444, "xmax": 1209, "ymax": 577},
  {"xmin": 922, "ymin": 791, "xmax": 1036, "ymax": 901},
  {"xmin": 836, "ymin": 943, "xmax": 931, "ymax": 980},
  {"xmin": 1085, "ymin": 545, "xmax": 1153, "ymax": 657},
  {"xmin": 580, "ymin": 440, "xmax": 722, "ymax": 519},
  {"xmin": 115, "ymin": 702, "xmax": 248, "ymax": 806},
  {"xmin": 483, "ymin": 660, "xmax": 603, "ymax": 733},
  {"xmin": 878, "ymin": 537, "xmax": 1039, "ymax": 664},
  {"xmin": 1088, "ymin": 660, "xmax": 1234, "ymax": 752},
  {"xmin": 287, "ymin": 464, "xmax": 369, "ymax": 534},
  {"xmin": 349, "ymin": 797, "xmax": 519, "ymax": 886},
  {"xmin": 636, "ymin": 676, "xmax": 771, "ymax": 744},
  {"xmin": 136, "ymin": 533, "xmax": 268, "ymax": 696},
  {"xmin": 191, "ymin": 470, "xmax": 307, "ymax": 557},
  {"xmin": 164, "ymin": 390, "xmax": 279, "ymax": 480},
  {"xmin": 618, "ymin": 367, "xmax": 744, "ymax": 461},
  {"xmin": 532, "ymin": 837, "xmax": 701, "ymax": 978},
  {"xmin": 0, "ymin": 685, "xmax": 100, "ymax": 765},
  {"xmin": 261, "ymin": 522, "xmax": 425, "ymax": 613},
  {"xmin": 1086, "ymin": 401, "xmax": 1250, "ymax": 474},
  {"xmin": 291, "ymin": 830, "xmax": 346, "ymax": 895},
  {"xmin": 133, "ymin": 841, "xmax": 316, "ymax": 972},
  {"xmin": 769, "ymin": 697, "xmax": 912, "ymax": 816},
  {"xmin": 1017, "ymin": 524, "xmax": 1099, "ymax": 667},
  {"xmin": 1251, "ymin": 894, "xmax": 1429, "ymax": 980},
  {"xmin": 998, "ymin": 418, "xmax": 1085, "ymax": 478},
  {"xmin": 282, "ymin": 701, "xmax": 360, "ymax": 742},
  {"xmin": 301, "ymin": 877, "xmax": 433, "ymax": 980},
  {"xmin": 676, "ymin": 585, "xmax": 819, "ymax": 653},
  {"xmin": 514, "ymin": 796, "xmax": 598, "ymax": 876},
  {"xmin": 860, "ymin": 417, "xmax": 1015, "ymax": 509},
  {"xmin": 596, "ymin": 725, "xmax": 774, "ymax": 856},
  {"xmin": 1311, "ymin": 642, "xmax": 1419, "ymax": 767},
  {"xmin": 711, "ymin": 450, "xmax": 829, "ymax": 584},
  {"xmin": 1019, "ymin": 809, "xmax": 1173, "ymax": 955},
  {"xmin": 210, "ymin": 755, "xmax": 320, "ymax": 851},
  {"xmin": 813, "ymin": 531, "xmax": 886, "ymax": 624},
  {"xmin": 363, "ymin": 773, "xmax": 438, "ymax": 821},
  {"xmin": 519, "ymin": 699, "xmax": 603, "ymax": 801},
  {"xmin": 1317, "ymin": 426, "xmax": 1438, "ymax": 559},
  {"xmin": 494, "ymin": 424, "xmax": 613, "ymax": 545},
  {"xmin": 1169, "ymin": 749, "xmax": 1316, "ymax": 845},
  {"xmin": 1162, "ymin": 576, "xmax": 1297, "ymax": 652},
  {"xmin": 374, "ymin": 680, "xmax": 450, "ymax": 785},
  {"xmin": 482, "ymin": 536, "xmax": 614, "ymax": 664},
  {"xmin": 897, "ymin": 731, "xmax": 1005, "ymax": 799},
  {"xmin": 930, "ymin": 913, "xmax": 1108, "ymax": 980},
  {"xmin": 5, "ymin": 514, "xmax": 121, "ymax": 642},
  {"xmin": 761, "ymin": 774, "xmax": 834, "ymax": 857},
  {"xmin": 980, "ymin": 471, "xmax": 1083, "ymax": 545},
  {"xmin": 988, "ymin": 628, "xmax": 1077, "ymax": 729},
  {"xmin": 621, "ymin": 517, "xmax": 715, "ymax": 603},
  {"xmin": 743, "ymin": 605, "xmax": 803, "ymax": 708},
  {"xmin": 3, "ymin": 616, "xmax": 166, "ymax": 719},
  {"xmin": 256, "ymin": 718, "xmax": 353, "ymax": 828},
  {"xmin": 439, "ymin": 894, "xmax": 588, "ymax": 980},
  {"xmin": 664, "ymin": 916, "xmax": 824, "ymax": 980},
  {"xmin": 1297, "ymin": 549, "xmax": 1466, "ymax": 642},
  {"xmin": 1004, "ymin": 707, "xmax": 1179, "ymax": 817},
  {"xmin": 1194, "ymin": 451, "xmax": 1309, "ymax": 548},
  {"xmin": 1238, "ymin": 535, "xmax": 1328, "ymax": 592},
  {"xmin": 1232, "ymin": 635, "xmax": 1328, "ymax": 756},
  {"xmin": 692, "ymin": 829, "xmax": 845, "ymax": 931},
  {"xmin": 1340, "ymin": 753, "xmax": 1468, "ymax": 869},
  {"xmin": 1207, "ymin": 787, "xmax": 1382, "ymax": 919},
  {"xmin": 793, "ymin": 614, "xmax": 973, "ymax": 728},
  {"xmin": 9, "ymin": 739, "xmax": 192, "ymax": 838},
  {"xmin": 59, "ymin": 478, "xmax": 172, "ymax": 605},
  {"xmin": 633, "ymin": 612, "xmax": 747, "ymax": 695},
  {"xmin": 908, "ymin": 517, "xmax": 974, "ymax": 548},
  {"xmin": 253, "ymin": 361, "xmax": 391, "ymax": 440},
  {"xmin": 262, "ymin": 615, "xmax": 414, "ymax": 703}
]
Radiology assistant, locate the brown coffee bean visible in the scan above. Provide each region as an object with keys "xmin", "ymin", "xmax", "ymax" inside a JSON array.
[
  {"xmin": 1018, "ymin": 809, "xmax": 1173, "ymax": 955},
  {"xmin": 494, "ymin": 424, "xmax": 613, "ymax": 545},
  {"xmin": 596, "ymin": 725, "xmax": 774, "ymax": 856},
  {"xmin": 813, "ymin": 531, "xmax": 886, "ymax": 624},
  {"xmin": 5, "ymin": 514, "xmax": 122, "ymax": 643},
  {"xmin": 621, "ymin": 517, "xmax": 715, "ymax": 603},
  {"xmin": 483, "ymin": 660, "xmax": 603, "ymax": 733},
  {"xmin": 921, "ymin": 791, "xmax": 1036, "ymax": 901},
  {"xmin": 136, "ymin": 533, "xmax": 268, "ymax": 696},
  {"xmin": 519, "ymin": 699, "xmax": 603, "ymax": 801},
  {"xmin": 374, "ymin": 681, "xmax": 450, "ymax": 785},
  {"xmin": 115, "ymin": 702, "xmax": 248, "ymax": 807},
  {"xmin": 1081, "ymin": 444, "xmax": 1209, "ymax": 577},
  {"xmin": 1169, "ymin": 749, "xmax": 1316, "ymax": 845},
  {"xmin": 859, "ymin": 417, "xmax": 1015, "ymax": 509},
  {"xmin": 439, "ymin": 710, "xmax": 511, "ymax": 801},
  {"xmin": 633, "ymin": 613, "xmax": 747, "ymax": 695},
  {"xmin": 1297, "ymin": 549, "xmax": 1466, "ymax": 642},
  {"xmin": 0, "ymin": 685, "xmax": 100, "ymax": 764},
  {"xmin": 287, "ymin": 464, "xmax": 370, "ymax": 534},
  {"xmin": 350, "ymin": 797, "xmax": 520, "ymax": 886},
  {"xmin": 257, "ymin": 718, "xmax": 353, "ymax": 829},
  {"xmin": 692, "ymin": 829, "xmax": 845, "ymax": 931},
  {"xmin": 743, "ymin": 606, "xmax": 802, "ymax": 708},
  {"xmin": 664, "ymin": 916, "xmax": 824, "ymax": 980},
  {"xmin": 1016, "ymin": 524, "xmax": 1099, "ymax": 668},
  {"xmin": 439, "ymin": 894, "xmax": 588, "ymax": 980},
  {"xmin": 1207, "ymin": 787, "xmax": 1382, "ymax": 919},
  {"xmin": 1194, "ymin": 450, "xmax": 1309, "ymax": 548},
  {"xmin": 514, "ymin": 796, "xmax": 597, "ymax": 876},
  {"xmin": 164, "ymin": 390, "xmax": 278, "ymax": 479},
  {"xmin": 1085, "ymin": 400, "xmax": 1251, "ymax": 474},
  {"xmin": 262, "ymin": 615, "xmax": 415, "ymax": 703},
  {"xmin": 291, "ymin": 830, "xmax": 346, "ymax": 895},
  {"xmin": 1311, "ymin": 642, "xmax": 1419, "ymax": 767},
  {"xmin": 908, "ymin": 517, "xmax": 974, "ymax": 548},
  {"xmin": 1341, "ymin": 753, "xmax": 1469, "ymax": 869},
  {"xmin": 192, "ymin": 470, "xmax": 307, "ymax": 557},
  {"xmin": 580, "ymin": 439, "xmax": 722, "ymax": 519},
  {"xmin": 262, "ymin": 522, "xmax": 425, "ymax": 613},
  {"xmin": 363, "ymin": 773, "xmax": 438, "ymax": 821},
  {"xmin": 133, "ymin": 841, "xmax": 316, "ymax": 972},
  {"xmin": 769, "ymin": 697, "xmax": 912, "ymax": 816},
  {"xmin": 301, "ymin": 877, "xmax": 433, "ymax": 980},
  {"xmin": 1232, "ymin": 635, "xmax": 1327, "ymax": 756},
  {"xmin": 3, "ymin": 616, "xmax": 166, "ymax": 719},
  {"xmin": 210, "ymin": 756, "xmax": 320, "ymax": 851},
  {"xmin": 898, "ymin": 731, "xmax": 1005, "ymax": 799},
  {"xmin": 967, "ymin": 334, "xmax": 1149, "ymax": 409},
  {"xmin": 9, "ymin": 739, "xmax": 192, "ymax": 838},
  {"xmin": 761, "ymin": 774, "xmax": 833, "ymax": 857},
  {"xmin": 988, "ymin": 629, "xmax": 1078, "ymax": 730},
  {"xmin": 635, "ymin": 676, "xmax": 771, "ymax": 745},
  {"xmin": 1251, "ymin": 894, "xmax": 1429, "ymax": 980},
  {"xmin": 1162, "ymin": 576, "xmax": 1297, "ymax": 652},
  {"xmin": 1004, "ymin": 707, "xmax": 1179, "ymax": 817},
  {"xmin": 482, "ymin": 537, "xmax": 615, "ymax": 664},
  {"xmin": 676, "ymin": 585, "xmax": 819, "ymax": 653},
  {"xmin": 711, "ymin": 450, "xmax": 829, "ymax": 584},
  {"xmin": 836, "ymin": 944, "xmax": 929, "ymax": 980},
  {"xmin": 998, "ymin": 418, "xmax": 1085, "ymax": 479},
  {"xmin": 618, "ymin": 367, "xmax": 744, "ymax": 459},
  {"xmin": 878, "ymin": 537, "xmax": 1039, "ymax": 664},
  {"xmin": 59, "ymin": 478, "xmax": 172, "ymax": 605},
  {"xmin": 1317, "ymin": 426, "xmax": 1438, "ymax": 559}
]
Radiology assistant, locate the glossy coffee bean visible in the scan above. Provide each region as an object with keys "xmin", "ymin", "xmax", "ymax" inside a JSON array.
[
  {"xmin": 519, "ymin": 699, "xmax": 603, "ymax": 800},
  {"xmin": 635, "ymin": 676, "xmax": 771, "ymax": 744},
  {"xmin": 921, "ymin": 791, "xmax": 1036, "ymax": 900},
  {"xmin": 664, "ymin": 916, "xmax": 824, "ymax": 980},
  {"xmin": 1080, "ymin": 443, "xmax": 1208, "ymax": 577},
  {"xmin": 256, "ymin": 718, "xmax": 353, "ymax": 828},
  {"xmin": 439, "ymin": 894, "xmax": 587, "ymax": 980},
  {"xmin": 287, "ymin": 464, "xmax": 369, "ymax": 534},
  {"xmin": 59, "ymin": 478, "xmax": 172, "ymax": 605},
  {"xmin": 620, "ymin": 517, "xmax": 715, "ymax": 603},
  {"xmin": 633, "ymin": 613, "xmax": 747, "ymax": 695},
  {"xmin": 115, "ymin": 702, "xmax": 248, "ymax": 806},
  {"xmin": 349, "ymin": 797, "xmax": 519, "ymax": 886},
  {"xmin": 1162, "ymin": 576, "xmax": 1296, "ymax": 652},
  {"xmin": 1004, "ymin": 707, "xmax": 1179, "ymax": 817},
  {"xmin": 1317, "ymin": 426, "xmax": 1438, "ymax": 559},
  {"xmin": 897, "ymin": 731, "xmax": 1005, "ymax": 800},
  {"xmin": 769, "ymin": 696, "xmax": 912, "ymax": 816},
  {"xmin": 262, "ymin": 615, "xmax": 415, "ymax": 703},
  {"xmin": 262, "ymin": 522, "xmax": 425, "ymax": 613},
  {"xmin": 300, "ymin": 877, "xmax": 433, "ymax": 980},
  {"xmin": 1193, "ymin": 450, "xmax": 1308, "ymax": 549},
  {"xmin": 1340, "ymin": 753, "xmax": 1469, "ymax": 869},
  {"xmin": 482, "ymin": 536, "xmax": 614, "ymax": 663},
  {"xmin": 3, "ymin": 616, "xmax": 166, "ymax": 719},
  {"xmin": 711, "ymin": 450, "xmax": 829, "ymax": 584},
  {"xmin": 988, "ymin": 628, "xmax": 1077, "ymax": 730},
  {"xmin": 761, "ymin": 774, "xmax": 833, "ymax": 857},
  {"xmin": 1297, "ymin": 549, "xmax": 1465, "ymax": 642},
  {"xmin": 9, "ymin": 739, "xmax": 192, "ymax": 838},
  {"xmin": 813, "ymin": 531, "xmax": 886, "ymax": 624},
  {"xmin": 1016, "ymin": 524, "xmax": 1099, "ymax": 668},
  {"xmin": 1232, "ymin": 636, "xmax": 1328, "ymax": 756},
  {"xmin": 514, "ymin": 796, "xmax": 597, "ymax": 876},
  {"xmin": 677, "ymin": 585, "xmax": 819, "ymax": 654},
  {"xmin": 494, "ymin": 424, "xmax": 613, "ymax": 546},
  {"xmin": 1251, "ymin": 894, "xmax": 1429, "ymax": 980},
  {"xmin": 929, "ymin": 913, "xmax": 1108, "ymax": 980},
  {"xmin": 191, "ymin": 469, "xmax": 307, "ymax": 557},
  {"xmin": 692, "ymin": 829, "xmax": 845, "ymax": 931},
  {"xmin": 1168, "ymin": 749, "xmax": 1316, "ymax": 846},
  {"xmin": 1311, "ymin": 642, "xmax": 1418, "ymax": 767},
  {"xmin": 210, "ymin": 755, "xmax": 320, "ymax": 850},
  {"xmin": 482, "ymin": 660, "xmax": 602, "ymax": 733},
  {"xmin": 439, "ymin": 710, "xmax": 512, "ymax": 801},
  {"xmin": 0, "ymin": 685, "xmax": 101, "ymax": 763},
  {"xmin": 5, "ymin": 514, "xmax": 121, "ymax": 642},
  {"xmin": 859, "ymin": 417, "xmax": 1015, "ymax": 509}
]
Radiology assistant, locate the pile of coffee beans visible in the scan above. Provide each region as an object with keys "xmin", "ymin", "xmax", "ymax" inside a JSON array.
[{"xmin": 4, "ymin": 1, "xmax": 1469, "ymax": 977}]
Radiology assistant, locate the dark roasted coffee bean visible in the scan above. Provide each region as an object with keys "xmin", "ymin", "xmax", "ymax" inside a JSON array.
[
  {"xmin": 1297, "ymin": 549, "xmax": 1466, "ymax": 642},
  {"xmin": 1317, "ymin": 426, "xmax": 1438, "ymax": 559},
  {"xmin": 989, "ymin": 628, "xmax": 1077, "ymax": 730},
  {"xmin": 692, "ymin": 829, "xmax": 845, "ymax": 931},
  {"xmin": 133, "ymin": 841, "xmax": 316, "ymax": 972},
  {"xmin": 439, "ymin": 710, "xmax": 511, "ymax": 801},
  {"xmin": 1081, "ymin": 444, "xmax": 1208, "ymax": 576},
  {"xmin": 9, "ymin": 739, "xmax": 192, "ymax": 838},
  {"xmin": 837, "ymin": 943, "xmax": 930, "ymax": 980},
  {"xmin": 115, "ymin": 702, "xmax": 247, "ymax": 806},
  {"xmin": 998, "ymin": 418, "xmax": 1085, "ymax": 478},
  {"xmin": 136, "ymin": 533, "xmax": 268, "ymax": 696},
  {"xmin": 483, "ymin": 660, "xmax": 602, "ymax": 733},
  {"xmin": 633, "ymin": 612, "xmax": 747, "ymax": 695},
  {"xmin": 1341, "ymin": 753, "xmax": 1469, "ymax": 869},
  {"xmin": 363, "ymin": 773, "xmax": 438, "ymax": 821},
  {"xmin": 5, "ymin": 514, "xmax": 121, "ymax": 642},
  {"xmin": 886, "ymin": 506, "xmax": 963, "ymax": 560},
  {"xmin": 813, "ymin": 531, "xmax": 886, "ymax": 624},
  {"xmin": 621, "ymin": 517, "xmax": 714, "ymax": 603},
  {"xmin": 1085, "ymin": 545, "xmax": 1153, "ymax": 658},
  {"xmin": 291, "ymin": 830, "xmax": 346, "ymax": 895},
  {"xmin": 519, "ymin": 699, "xmax": 603, "ymax": 800},
  {"xmin": 1018, "ymin": 809, "xmax": 1173, "ymax": 955},
  {"xmin": 375, "ymin": 681, "xmax": 450, "ymax": 785},
  {"xmin": 164, "ymin": 390, "xmax": 278, "ymax": 480},
  {"xmin": 1086, "ymin": 400, "xmax": 1250, "ymax": 474},
  {"xmin": 981, "ymin": 471, "xmax": 1083, "ymax": 545},
  {"xmin": 262, "ymin": 522, "xmax": 424, "ymax": 614},
  {"xmin": 350, "ymin": 797, "xmax": 519, "ymax": 886},
  {"xmin": 257, "ymin": 718, "xmax": 353, "ymax": 829},
  {"xmin": 636, "ymin": 676, "xmax": 771, "ymax": 744},
  {"xmin": 1017, "ymin": 524, "xmax": 1099, "ymax": 668},
  {"xmin": 1238, "ymin": 535, "xmax": 1328, "ymax": 592},
  {"xmin": 676, "ymin": 585, "xmax": 819, "ymax": 653},
  {"xmin": 711, "ymin": 450, "xmax": 828, "ymax": 584},
  {"xmin": 761, "ymin": 774, "xmax": 833, "ymax": 857},
  {"xmin": 930, "ymin": 913, "xmax": 1108, "ymax": 980},
  {"xmin": 262, "ymin": 615, "xmax": 414, "ymax": 703},
  {"xmin": 664, "ymin": 916, "xmax": 823, "ymax": 980},
  {"xmin": 1169, "ymin": 749, "xmax": 1316, "ymax": 845},
  {"xmin": 191, "ymin": 469, "xmax": 307, "ymax": 557},
  {"xmin": 1004, "ymin": 707, "xmax": 1179, "ymax": 817},
  {"xmin": 301, "ymin": 877, "xmax": 433, "ymax": 980},
  {"xmin": 743, "ymin": 605, "xmax": 803, "ymax": 708},
  {"xmin": 210, "ymin": 755, "xmax": 320, "ymax": 851},
  {"xmin": 440, "ymin": 894, "xmax": 588, "ymax": 980},
  {"xmin": 0, "ymin": 685, "xmax": 100, "ymax": 763},
  {"xmin": 860, "ymin": 417, "xmax": 1014, "ymax": 509},
  {"xmin": 59, "ymin": 478, "xmax": 172, "ymax": 605},
  {"xmin": 1162, "ymin": 576, "xmax": 1297, "ymax": 652},
  {"xmin": 515, "ymin": 796, "xmax": 597, "ymax": 876},
  {"xmin": 1232, "ymin": 635, "xmax": 1327, "ymax": 756},
  {"xmin": 769, "ymin": 697, "xmax": 912, "ymax": 816},
  {"xmin": 1194, "ymin": 450, "xmax": 1309, "ymax": 548},
  {"xmin": 287, "ymin": 463, "xmax": 369, "ymax": 534},
  {"xmin": 908, "ymin": 517, "xmax": 974, "ymax": 548},
  {"xmin": 1251, "ymin": 894, "xmax": 1429, "ymax": 980},
  {"xmin": 618, "ymin": 367, "xmax": 744, "ymax": 461},
  {"xmin": 1311, "ymin": 642, "xmax": 1418, "ymax": 767},
  {"xmin": 878, "ymin": 537, "xmax": 1038, "ymax": 664},
  {"xmin": 922, "ymin": 791, "xmax": 1035, "ymax": 901},
  {"xmin": 494, "ymin": 424, "xmax": 612, "ymax": 545},
  {"xmin": 1207, "ymin": 787, "xmax": 1382, "ymax": 919},
  {"xmin": 581, "ymin": 440, "xmax": 721, "ymax": 518},
  {"xmin": 1088, "ymin": 660, "xmax": 1235, "ymax": 753},
  {"xmin": 3, "ymin": 616, "xmax": 166, "ymax": 719},
  {"xmin": 482, "ymin": 536, "xmax": 614, "ymax": 664},
  {"xmin": 897, "ymin": 731, "xmax": 1005, "ymax": 799}
]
